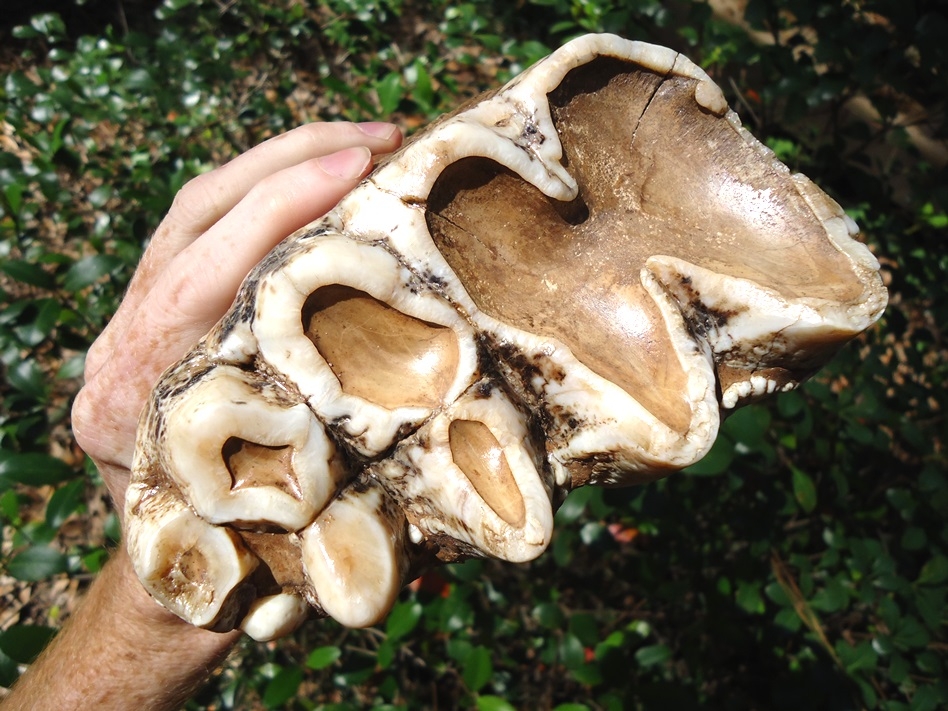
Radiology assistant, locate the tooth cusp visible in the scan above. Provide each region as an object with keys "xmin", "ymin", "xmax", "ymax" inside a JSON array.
[
  {"xmin": 240, "ymin": 593, "xmax": 309, "ymax": 642},
  {"xmin": 125, "ymin": 484, "xmax": 259, "ymax": 630},
  {"xmin": 384, "ymin": 385, "xmax": 553, "ymax": 563},
  {"xmin": 253, "ymin": 235, "xmax": 478, "ymax": 456},
  {"xmin": 162, "ymin": 366, "xmax": 338, "ymax": 531},
  {"xmin": 300, "ymin": 483, "xmax": 408, "ymax": 628}
]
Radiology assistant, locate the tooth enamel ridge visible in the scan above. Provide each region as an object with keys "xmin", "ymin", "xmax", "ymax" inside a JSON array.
[{"xmin": 127, "ymin": 33, "xmax": 886, "ymax": 638}]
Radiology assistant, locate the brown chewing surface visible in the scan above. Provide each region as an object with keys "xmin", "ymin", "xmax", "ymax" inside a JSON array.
[
  {"xmin": 222, "ymin": 438, "xmax": 300, "ymax": 498},
  {"xmin": 427, "ymin": 58, "xmax": 864, "ymax": 433},
  {"xmin": 302, "ymin": 284, "xmax": 459, "ymax": 410},
  {"xmin": 449, "ymin": 419, "xmax": 526, "ymax": 527},
  {"xmin": 157, "ymin": 544, "xmax": 211, "ymax": 606}
]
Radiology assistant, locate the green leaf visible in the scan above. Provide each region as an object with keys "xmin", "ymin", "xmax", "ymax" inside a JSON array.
[
  {"xmin": 306, "ymin": 645, "xmax": 341, "ymax": 670},
  {"xmin": 635, "ymin": 644, "xmax": 672, "ymax": 667},
  {"xmin": 569, "ymin": 613, "xmax": 599, "ymax": 646},
  {"xmin": 0, "ymin": 260, "xmax": 54, "ymax": 288},
  {"xmin": 917, "ymin": 555, "xmax": 948, "ymax": 586},
  {"xmin": 723, "ymin": 404, "xmax": 771, "ymax": 451},
  {"xmin": 123, "ymin": 68, "xmax": 157, "ymax": 92},
  {"xmin": 63, "ymin": 255, "xmax": 123, "ymax": 292},
  {"xmin": 555, "ymin": 486, "xmax": 595, "ymax": 524},
  {"xmin": 376, "ymin": 638, "xmax": 395, "ymax": 669},
  {"xmin": 386, "ymin": 600, "xmax": 422, "ymax": 641},
  {"xmin": 4, "ymin": 183, "xmax": 24, "ymax": 216},
  {"xmin": 30, "ymin": 12, "xmax": 66, "ymax": 40},
  {"xmin": 463, "ymin": 645, "xmax": 493, "ymax": 692},
  {"xmin": 262, "ymin": 666, "xmax": 303, "ymax": 709},
  {"xmin": 7, "ymin": 545, "xmax": 68, "ymax": 581},
  {"xmin": 82, "ymin": 548, "xmax": 109, "ymax": 573},
  {"xmin": 0, "ymin": 453, "xmax": 76, "ymax": 487},
  {"xmin": 914, "ymin": 587, "xmax": 946, "ymax": 632},
  {"xmin": 476, "ymin": 696, "xmax": 516, "ymax": 711},
  {"xmin": 892, "ymin": 616, "xmax": 931, "ymax": 650},
  {"xmin": 11, "ymin": 24, "xmax": 40, "ymax": 39},
  {"xmin": 376, "ymin": 72, "xmax": 403, "ymax": 116},
  {"xmin": 684, "ymin": 435, "xmax": 733, "ymax": 476},
  {"xmin": 45, "ymin": 479, "xmax": 86, "ymax": 528},
  {"xmin": 0, "ymin": 625, "xmax": 57, "ymax": 664},
  {"xmin": 736, "ymin": 580, "xmax": 765, "ymax": 614},
  {"xmin": 559, "ymin": 632, "xmax": 586, "ymax": 670},
  {"xmin": 532, "ymin": 602, "xmax": 564, "ymax": 630},
  {"xmin": 901, "ymin": 526, "xmax": 927, "ymax": 551},
  {"xmin": 447, "ymin": 558, "xmax": 484, "ymax": 582},
  {"xmin": 0, "ymin": 645, "xmax": 18, "ymax": 688},
  {"xmin": 57, "ymin": 352, "xmax": 86, "ymax": 380},
  {"xmin": 810, "ymin": 577, "xmax": 849, "ymax": 613},
  {"xmin": 836, "ymin": 640, "xmax": 878, "ymax": 674},
  {"xmin": 446, "ymin": 638, "xmax": 473, "ymax": 664},
  {"xmin": 792, "ymin": 467, "xmax": 818, "ymax": 513},
  {"xmin": 0, "ymin": 490, "xmax": 20, "ymax": 522},
  {"xmin": 13, "ymin": 299, "xmax": 63, "ymax": 346},
  {"xmin": 594, "ymin": 630, "xmax": 626, "ymax": 659},
  {"xmin": 6, "ymin": 359, "xmax": 48, "ymax": 400},
  {"xmin": 410, "ymin": 60, "xmax": 435, "ymax": 112}
]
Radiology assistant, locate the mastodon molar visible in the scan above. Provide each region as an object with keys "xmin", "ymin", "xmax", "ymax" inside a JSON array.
[{"xmin": 127, "ymin": 33, "xmax": 886, "ymax": 638}]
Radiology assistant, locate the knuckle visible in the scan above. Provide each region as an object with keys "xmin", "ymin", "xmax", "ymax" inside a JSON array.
[
  {"xmin": 71, "ymin": 383, "xmax": 103, "ymax": 457},
  {"xmin": 167, "ymin": 171, "xmax": 222, "ymax": 229}
]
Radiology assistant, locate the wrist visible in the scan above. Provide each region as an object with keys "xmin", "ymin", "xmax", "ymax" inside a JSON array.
[{"xmin": 5, "ymin": 543, "xmax": 241, "ymax": 711}]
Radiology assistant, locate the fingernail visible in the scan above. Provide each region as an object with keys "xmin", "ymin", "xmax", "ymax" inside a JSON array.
[
  {"xmin": 357, "ymin": 121, "xmax": 399, "ymax": 140},
  {"xmin": 317, "ymin": 146, "xmax": 372, "ymax": 180}
]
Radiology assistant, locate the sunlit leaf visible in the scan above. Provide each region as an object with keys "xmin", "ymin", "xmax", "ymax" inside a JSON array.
[{"xmin": 63, "ymin": 255, "xmax": 123, "ymax": 292}]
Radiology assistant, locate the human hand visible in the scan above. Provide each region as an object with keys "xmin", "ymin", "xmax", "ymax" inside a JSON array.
[
  {"xmin": 71, "ymin": 121, "xmax": 402, "ymax": 517},
  {"xmin": 4, "ymin": 122, "xmax": 402, "ymax": 711}
]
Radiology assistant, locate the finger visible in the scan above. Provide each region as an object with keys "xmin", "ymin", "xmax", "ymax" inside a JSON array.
[
  {"xmin": 158, "ymin": 146, "xmax": 376, "ymax": 328},
  {"xmin": 86, "ymin": 123, "xmax": 401, "ymax": 378},
  {"xmin": 161, "ymin": 122, "xmax": 401, "ymax": 250},
  {"xmin": 74, "ymin": 146, "xmax": 377, "ymax": 472}
]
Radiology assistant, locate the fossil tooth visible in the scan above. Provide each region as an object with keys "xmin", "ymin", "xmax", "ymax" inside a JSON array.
[
  {"xmin": 251, "ymin": 234, "xmax": 479, "ymax": 456},
  {"xmin": 126, "ymin": 33, "xmax": 886, "ymax": 634},
  {"xmin": 240, "ymin": 593, "xmax": 309, "ymax": 642},
  {"xmin": 160, "ymin": 366, "xmax": 341, "ymax": 532},
  {"xmin": 300, "ymin": 481, "xmax": 409, "ymax": 628},
  {"xmin": 125, "ymin": 483, "xmax": 259, "ymax": 630},
  {"xmin": 375, "ymin": 383, "xmax": 553, "ymax": 563}
]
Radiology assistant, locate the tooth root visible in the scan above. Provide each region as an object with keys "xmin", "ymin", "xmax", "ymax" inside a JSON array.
[
  {"xmin": 162, "ymin": 366, "xmax": 339, "ymax": 531},
  {"xmin": 302, "ymin": 284, "xmax": 460, "ymax": 410},
  {"xmin": 300, "ymin": 483, "xmax": 407, "ymax": 628},
  {"xmin": 125, "ymin": 483, "xmax": 258, "ymax": 630},
  {"xmin": 240, "ymin": 593, "xmax": 309, "ymax": 642},
  {"xmin": 449, "ymin": 419, "xmax": 525, "ymax": 527}
]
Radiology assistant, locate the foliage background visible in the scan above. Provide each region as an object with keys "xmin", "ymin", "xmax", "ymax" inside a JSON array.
[{"xmin": 0, "ymin": 0, "xmax": 945, "ymax": 708}]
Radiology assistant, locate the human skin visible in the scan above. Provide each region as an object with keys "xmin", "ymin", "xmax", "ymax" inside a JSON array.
[{"xmin": 3, "ymin": 121, "xmax": 403, "ymax": 711}]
